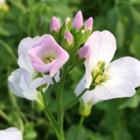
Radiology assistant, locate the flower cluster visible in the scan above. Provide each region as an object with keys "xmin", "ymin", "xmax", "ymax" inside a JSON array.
[
  {"xmin": 8, "ymin": 11, "xmax": 92, "ymax": 106},
  {"xmin": 8, "ymin": 10, "xmax": 140, "ymax": 126}
]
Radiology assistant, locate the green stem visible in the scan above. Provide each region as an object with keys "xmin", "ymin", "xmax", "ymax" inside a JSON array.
[
  {"xmin": 74, "ymin": 116, "xmax": 85, "ymax": 140},
  {"xmin": 0, "ymin": 109, "xmax": 11, "ymax": 123},
  {"xmin": 57, "ymin": 64, "xmax": 68, "ymax": 140},
  {"xmin": 63, "ymin": 88, "xmax": 88, "ymax": 111},
  {"xmin": 40, "ymin": 89, "xmax": 60, "ymax": 140},
  {"xmin": 52, "ymin": 77, "xmax": 59, "ymax": 88},
  {"xmin": 66, "ymin": 65, "xmax": 75, "ymax": 74}
]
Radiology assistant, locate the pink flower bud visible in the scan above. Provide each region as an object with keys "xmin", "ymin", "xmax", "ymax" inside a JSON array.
[
  {"xmin": 64, "ymin": 32, "xmax": 73, "ymax": 45},
  {"xmin": 77, "ymin": 45, "xmax": 90, "ymax": 59},
  {"xmin": 84, "ymin": 17, "xmax": 93, "ymax": 31},
  {"xmin": 72, "ymin": 11, "xmax": 83, "ymax": 30},
  {"xmin": 50, "ymin": 16, "xmax": 60, "ymax": 33},
  {"xmin": 65, "ymin": 17, "xmax": 71, "ymax": 24}
]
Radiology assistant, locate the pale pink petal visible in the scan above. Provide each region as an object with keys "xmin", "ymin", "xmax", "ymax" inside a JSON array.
[
  {"xmin": 85, "ymin": 30, "xmax": 117, "ymax": 68},
  {"xmin": 94, "ymin": 78, "xmax": 135, "ymax": 100},
  {"xmin": 72, "ymin": 11, "xmax": 83, "ymax": 30},
  {"xmin": 18, "ymin": 37, "xmax": 39, "ymax": 56},
  {"xmin": 28, "ymin": 34, "xmax": 69, "ymax": 76},
  {"xmin": 108, "ymin": 56, "xmax": 140, "ymax": 88}
]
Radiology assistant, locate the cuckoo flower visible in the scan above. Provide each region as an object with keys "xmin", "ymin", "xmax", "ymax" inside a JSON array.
[
  {"xmin": 0, "ymin": 127, "xmax": 22, "ymax": 140},
  {"xmin": 8, "ymin": 37, "xmax": 60, "ymax": 101},
  {"xmin": 83, "ymin": 30, "xmax": 140, "ymax": 100},
  {"xmin": 72, "ymin": 11, "xmax": 93, "ymax": 31},
  {"xmin": 28, "ymin": 35, "xmax": 69, "ymax": 77}
]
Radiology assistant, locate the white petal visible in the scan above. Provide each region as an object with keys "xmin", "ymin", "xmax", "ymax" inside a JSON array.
[
  {"xmin": 18, "ymin": 37, "xmax": 39, "ymax": 56},
  {"xmin": 85, "ymin": 30, "xmax": 117, "ymax": 68},
  {"xmin": 108, "ymin": 56, "xmax": 140, "ymax": 87},
  {"xmin": 94, "ymin": 78, "xmax": 135, "ymax": 100},
  {"xmin": 8, "ymin": 69, "xmax": 25, "ymax": 98},
  {"xmin": 0, "ymin": 127, "xmax": 22, "ymax": 140},
  {"xmin": 19, "ymin": 75, "xmax": 38, "ymax": 100},
  {"xmin": 75, "ymin": 76, "xmax": 99, "ymax": 105}
]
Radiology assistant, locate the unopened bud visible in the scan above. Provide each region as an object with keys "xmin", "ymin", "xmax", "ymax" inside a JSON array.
[
  {"xmin": 72, "ymin": 11, "xmax": 83, "ymax": 30},
  {"xmin": 84, "ymin": 17, "xmax": 93, "ymax": 32},
  {"xmin": 50, "ymin": 16, "xmax": 60, "ymax": 33},
  {"xmin": 77, "ymin": 45, "xmax": 90, "ymax": 59},
  {"xmin": 65, "ymin": 17, "xmax": 72, "ymax": 31},
  {"xmin": 62, "ymin": 32, "xmax": 74, "ymax": 50}
]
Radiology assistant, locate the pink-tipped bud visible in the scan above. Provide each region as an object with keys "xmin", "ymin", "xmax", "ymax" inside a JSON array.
[
  {"xmin": 84, "ymin": 17, "xmax": 93, "ymax": 31},
  {"xmin": 72, "ymin": 11, "xmax": 83, "ymax": 30},
  {"xmin": 50, "ymin": 16, "xmax": 60, "ymax": 33},
  {"xmin": 65, "ymin": 17, "xmax": 71, "ymax": 24},
  {"xmin": 77, "ymin": 45, "xmax": 90, "ymax": 59},
  {"xmin": 64, "ymin": 32, "xmax": 73, "ymax": 45}
]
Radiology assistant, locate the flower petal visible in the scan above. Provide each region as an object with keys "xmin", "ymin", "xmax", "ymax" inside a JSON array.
[
  {"xmin": 94, "ymin": 78, "xmax": 135, "ymax": 100},
  {"xmin": 0, "ymin": 127, "xmax": 23, "ymax": 140},
  {"xmin": 75, "ymin": 76, "xmax": 99, "ymax": 105},
  {"xmin": 28, "ymin": 34, "xmax": 69, "ymax": 76},
  {"xmin": 85, "ymin": 30, "xmax": 117, "ymax": 68},
  {"xmin": 8, "ymin": 69, "xmax": 25, "ymax": 98},
  {"xmin": 18, "ymin": 37, "xmax": 39, "ymax": 56},
  {"xmin": 108, "ymin": 56, "xmax": 140, "ymax": 88}
]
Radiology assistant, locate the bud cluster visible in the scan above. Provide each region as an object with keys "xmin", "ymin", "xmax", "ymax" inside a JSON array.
[{"xmin": 50, "ymin": 11, "xmax": 93, "ymax": 65}]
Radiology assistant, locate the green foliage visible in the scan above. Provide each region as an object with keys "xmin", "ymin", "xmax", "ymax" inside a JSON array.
[{"xmin": 1, "ymin": 0, "xmax": 140, "ymax": 139}]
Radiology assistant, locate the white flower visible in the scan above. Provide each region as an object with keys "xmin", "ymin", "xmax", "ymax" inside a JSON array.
[
  {"xmin": 8, "ymin": 37, "xmax": 60, "ymax": 100},
  {"xmin": 75, "ymin": 30, "xmax": 140, "ymax": 104},
  {"xmin": 75, "ymin": 76, "xmax": 100, "ymax": 116},
  {"xmin": 0, "ymin": 127, "xmax": 22, "ymax": 140}
]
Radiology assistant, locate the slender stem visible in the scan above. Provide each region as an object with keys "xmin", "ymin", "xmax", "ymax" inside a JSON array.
[
  {"xmin": 66, "ymin": 65, "xmax": 75, "ymax": 74},
  {"xmin": 63, "ymin": 88, "xmax": 88, "ymax": 111},
  {"xmin": 40, "ymin": 89, "xmax": 57, "ymax": 126},
  {"xmin": 57, "ymin": 64, "xmax": 68, "ymax": 140},
  {"xmin": 0, "ymin": 110, "xmax": 10, "ymax": 123},
  {"xmin": 52, "ymin": 77, "xmax": 59, "ymax": 88},
  {"xmin": 40, "ymin": 89, "xmax": 60, "ymax": 140},
  {"xmin": 74, "ymin": 116, "xmax": 85, "ymax": 140},
  {"xmin": 0, "ymin": 39, "xmax": 17, "ymax": 63}
]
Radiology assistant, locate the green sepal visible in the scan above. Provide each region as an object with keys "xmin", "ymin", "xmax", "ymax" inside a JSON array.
[
  {"xmin": 62, "ymin": 38, "xmax": 70, "ymax": 50},
  {"xmin": 89, "ymin": 84, "xmax": 95, "ymax": 91},
  {"xmin": 79, "ymin": 100, "xmax": 93, "ymax": 117},
  {"xmin": 35, "ymin": 92, "xmax": 45, "ymax": 111},
  {"xmin": 60, "ymin": 25, "xmax": 69, "ymax": 38},
  {"xmin": 51, "ymin": 30, "xmax": 59, "ymax": 42},
  {"xmin": 78, "ymin": 57, "xmax": 86, "ymax": 65},
  {"xmin": 72, "ymin": 53, "xmax": 80, "ymax": 65}
]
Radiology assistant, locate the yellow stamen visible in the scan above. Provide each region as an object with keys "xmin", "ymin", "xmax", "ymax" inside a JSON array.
[
  {"xmin": 106, "ymin": 66, "xmax": 109, "ymax": 72},
  {"xmin": 96, "ymin": 69, "xmax": 101, "ymax": 73},
  {"xmin": 42, "ymin": 56, "xmax": 55, "ymax": 64},
  {"xmin": 97, "ymin": 61, "xmax": 102, "ymax": 67},
  {"xmin": 95, "ymin": 75, "xmax": 101, "ymax": 83},
  {"xmin": 103, "ymin": 74, "xmax": 108, "ymax": 78}
]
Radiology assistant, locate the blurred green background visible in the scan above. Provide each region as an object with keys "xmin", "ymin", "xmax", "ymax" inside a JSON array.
[{"xmin": 0, "ymin": 0, "xmax": 140, "ymax": 139}]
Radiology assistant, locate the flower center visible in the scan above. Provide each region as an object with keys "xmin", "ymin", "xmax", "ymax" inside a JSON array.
[
  {"xmin": 92, "ymin": 61, "xmax": 109, "ymax": 84},
  {"xmin": 42, "ymin": 56, "xmax": 55, "ymax": 64}
]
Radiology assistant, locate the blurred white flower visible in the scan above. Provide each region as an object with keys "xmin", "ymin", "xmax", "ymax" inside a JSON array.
[{"xmin": 0, "ymin": 127, "xmax": 22, "ymax": 140}]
